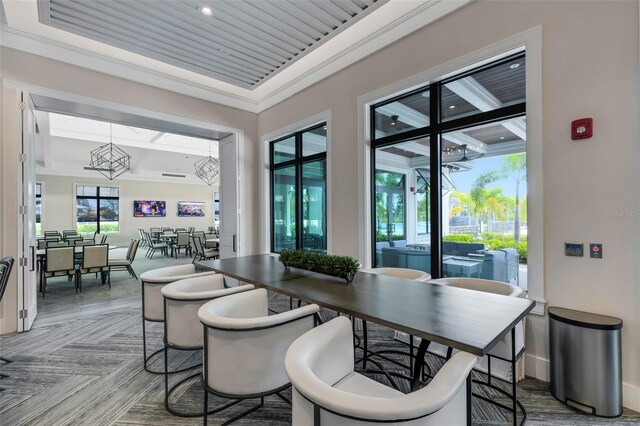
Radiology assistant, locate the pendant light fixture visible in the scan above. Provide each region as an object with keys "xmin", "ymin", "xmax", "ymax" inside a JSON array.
[
  {"xmin": 194, "ymin": 140, "xmax": 220, "ymax": 186},
  {"xmin": 88, "ymin": 123, "xmax": 131, "ymax": 180}
]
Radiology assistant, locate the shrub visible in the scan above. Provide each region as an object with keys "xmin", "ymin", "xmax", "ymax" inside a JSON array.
[
  {"xmin": 279, "ymin": 249, "xmax": 360, "ymax": 282},
  {"xmin": 443, "ymin": 234, "xmax": 476, "ymax": 243}
]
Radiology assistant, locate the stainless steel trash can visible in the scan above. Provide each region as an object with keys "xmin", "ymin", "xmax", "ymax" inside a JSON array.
[{"xmin": 549, "ymin": 306, "xmax": 623, "ymax": 417}]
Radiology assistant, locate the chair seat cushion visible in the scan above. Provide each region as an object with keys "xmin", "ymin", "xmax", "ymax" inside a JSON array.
[
  {"xmin": 108, "ymin": 259, "xmax": 130, "ymax": 266},
  {"xmin": 333, "ymin": 372, "xmax": 403, "ymax": 399}
]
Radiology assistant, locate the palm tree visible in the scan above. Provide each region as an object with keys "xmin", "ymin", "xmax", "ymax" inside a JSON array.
[{"xmin": 471, "ymin": 153, "xmax": 526, "ymax": 243}]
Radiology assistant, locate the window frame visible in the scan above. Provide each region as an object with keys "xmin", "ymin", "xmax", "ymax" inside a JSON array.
[
  {"xmin": 370, "ymin": 52, "xmax": 527, "ymax": 276},
  {"xmin": 269, "ymin": 122, "xmax": 327, "ymax": 253},
  {"xmin": 73, "ymin": 183, "xmax": 122, "ymax": 234}
]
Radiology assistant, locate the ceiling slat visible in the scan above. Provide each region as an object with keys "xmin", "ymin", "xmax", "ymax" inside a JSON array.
[
  {"xmin": 110, "ymin": 0, "xmax": 278, "ymax": 74},
  {"xmin": 275, "ymin": 1, "xmax": 335, "ymax": 34},
  {"xmin": 52, "ymin": 3, "xmax": 263, "ymax": 83},
  {"xmin": 49, "ymin": 12, "xmax": 258, "ymax": 86},
  {"xmin": 226, "ymin": 1, "xmax": 320, "ymax": 44},
  {"xmin": 312, "ymin": 0, "xmax": 354, "ymax": 21},
  {"xmin": 172, "ymin": 0, "xmax": 298, "ymax": 59},
  {"xmin": 290, "ymin": 1, "xmax": 345, "ymax": 29},
  {"xmin": 336, "ymin": 0, "xmax": 365, "ymax": 15},
  {"xmin": 201, "ymin": 1, "xmax": 310, "ymax": 52},
  {"xmin": 250, "ymin": 1, "xmax": 325, "ymax": 40}
]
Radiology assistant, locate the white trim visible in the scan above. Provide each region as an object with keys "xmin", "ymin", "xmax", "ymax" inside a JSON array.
[
  {"xmin": 259, "ymin": 110, "xmax": 331, "ymax": 254},
  {"xmin": 357, "ymin": 26, "xmax": 543, "ymax": 300},
  {"xmin": 1, "ymin": 1, "xmax": 472, "ymax": 113},
  {"xmin": 524, "ymin": 353, "xmax": 640, "ymax": 412},
  {"xmin": 529, "ymin": 297, "xmax": 547, "ymax": 316}
]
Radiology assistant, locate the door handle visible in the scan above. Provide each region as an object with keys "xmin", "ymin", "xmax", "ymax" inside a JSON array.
[
  {"xmin": 30, "ymin": 245, "xmax": 35, "ymax": 271},
  {"xmin": 232, "ymin": 235, "xmax": 237, "ymax": 253}
]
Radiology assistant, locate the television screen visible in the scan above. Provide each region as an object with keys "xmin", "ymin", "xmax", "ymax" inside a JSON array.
[
  {"xmin": 178, "ymin": 201, "xmax": 205, "ymax": 217},
  {"xmin": 134, "ymin": 200, "xmax": 166, "ymax": 217}
]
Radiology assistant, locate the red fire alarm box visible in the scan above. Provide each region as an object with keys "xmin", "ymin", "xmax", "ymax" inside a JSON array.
[{"xmin": 571, "ymin": 118, "xmax": 593, "ymax": 140}]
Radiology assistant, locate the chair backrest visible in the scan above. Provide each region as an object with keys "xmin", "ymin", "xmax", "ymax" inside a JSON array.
[
  {"xmin": 162, "ymin": 227, "xmax": 171, "ymax": 231},
  {"xmin": 128, "ymin": 239, "xmax": 140, "ymax": 262},
  {"xmin": 198, "ymin": 289, "xmax": 319, "ymax": 396},
  {"xmin": 82, "ymin": 244, "xmax": 108, "ymax": 269},
  {"xmin": 37, "ymin": 239, "xmax": 47, "ymax": 249},
  {"xmin": 99, "ymin": 234, "xmax": 108, "ymax": 244},
  {"xmin": 0, "ymin": 257, "xmax": 15, "ymax": 302},
  {"xmin": 176, "ymin": 232, "xmax": 190, "ymax": 245},
  {"xmin": 192, "ymin": 236, "xmax": 205, "ymax": 256},
  {"xmin": 65, "ymin": 236, "xmax": 83, "ymax": 243},
  {"xmin": 188, "ymin": 227, "xmax": 195, "ymax": 234},
  {"xmin": 363, "ymin": 267, "xmax": 431, "ymax": 281},
  {"xmin": 46, "ymin": 241, "xmax": 68, "ymax": 248},
  {"xmin": 429, "ymin": 277, "xmax": 525, "ymax": 298},
  {"xmin": 175, "ymin": 228, "xmax": 186, "ymax": 232},
  {"xmin": 63, "ymin": 230, "xmax": 78, "ymax": 236},
  {"xmin": 44, "ymin": 231, "xmax": 59, "ymax": 237},
  {"xmin": 45, "ymin": 247, "xmax": 74, "ymax": 273}
]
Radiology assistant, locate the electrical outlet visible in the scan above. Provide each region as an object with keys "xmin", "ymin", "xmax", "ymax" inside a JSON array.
[
  {"xmin": 590, "ymin": 243, "xmax": 603, "ymax": 259},
  {"xmin": 565, "ymin": 243, "xmax": 584, "ymax": 257}
]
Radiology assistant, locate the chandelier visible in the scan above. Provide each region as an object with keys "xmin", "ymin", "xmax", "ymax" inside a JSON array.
[
  {"xmin": 194, "ymin": 141, "xmax": 220, "ymax": 186},
  {"xmin": 88, "ymin": 123, "xmax": 131, "ymax": 180}
]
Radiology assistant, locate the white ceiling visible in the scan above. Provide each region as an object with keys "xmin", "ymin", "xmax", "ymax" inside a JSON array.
[
  {"xmin": 0, "ymin": 0, "xmax": 473, "ymax": 112},
  {"xmin": 36, "ymin": 111, "xmax": 219, "ymax": 185}
]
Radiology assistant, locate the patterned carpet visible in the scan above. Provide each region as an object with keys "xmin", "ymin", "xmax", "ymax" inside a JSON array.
[{"xmin": 0, "ymin": 250, "xmax": 638, "ymax": 425}]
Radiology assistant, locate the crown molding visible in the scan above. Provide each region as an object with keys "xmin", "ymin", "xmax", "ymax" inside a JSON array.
[{"xmin": 1, "ymin": 0, "xmax": 472, "ymax": 114}]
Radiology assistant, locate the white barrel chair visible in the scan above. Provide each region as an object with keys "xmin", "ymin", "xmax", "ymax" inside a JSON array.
[
  {"xmin": 139, "ymin": 263, "xmax": 216, "ymax": 373},
  {"xmin": 160, "ymin": 274, "xmax": 254, "ymax": 417},
  {"xmin": 429, "ymin": 277, "xmax": 526, "ymax": 425},
  {"xmin": 358, "ymin": 267, "xmax": 432, "ymax": 375},
  {"xmin": 285, "ymin": 316, "xmax": 477, "ymax": 425},
  {"xmin": 198, "ymin": 288, "xmax": 320, "ymax": 425}
]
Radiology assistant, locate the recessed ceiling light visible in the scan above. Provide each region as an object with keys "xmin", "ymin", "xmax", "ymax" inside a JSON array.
[
  {"xmin": 510, "ymin": 63, "xmax": 520, "ymax": 69},
  {"xmin": 199, "ymin": 6, "xmax": 213, "ymax": 16},
  {"xmin": 449, "ymin": 105, "xmax": 456, "ymax": 109},
  {"xmin": 500, "ymin": 136, "xmax": 505, "ymax": 140}
]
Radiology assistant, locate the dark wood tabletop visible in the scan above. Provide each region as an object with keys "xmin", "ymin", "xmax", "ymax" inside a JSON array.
[{"xmin": 195, "ymin": 254, "xmax": 535, "ymax": 356}]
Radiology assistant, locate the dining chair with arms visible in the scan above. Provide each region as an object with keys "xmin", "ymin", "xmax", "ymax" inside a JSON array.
[
  {"xmin": 429, "ymin": 277, "xmax": 527, "ymax": 425},
  {"xmin": 198, "ymin": 288, "xmax": 320, "ymax": 425},
  {"xmin": 109, "ymin": 239, "xmax": 140, "ymax": 280},
  {"xmin": 285, "ymin": 316, "xmax": 477, "ymax": 426},
  {"xmin": 75, "ymin": 244, "xmax": 110, "ymax": 292},
  {"xmin": 192, "ymin": 236, "xmax": 218, "ymax": 262},
  {"xmin": 139, "ymin": 264, "xmax": 217, "ymax": 374},
  {"xmin": 144, "ymin": 231, "xmax": 168, "ymax": 259},
  {"xmin": 160, "ymin": 274, "xmax": 254, "ymax": 417},
  {"xmin": 43, "ymin": 246, "xmax": 76, "ymax": 297}
]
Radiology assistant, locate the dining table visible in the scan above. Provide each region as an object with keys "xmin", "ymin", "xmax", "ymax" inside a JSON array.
[{"xmin": 195, "ymin": 254, "xmax": 534, "ymax": 425}]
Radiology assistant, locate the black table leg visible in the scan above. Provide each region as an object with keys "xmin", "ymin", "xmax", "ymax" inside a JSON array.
[
  {"xmin": 512, "ymin": 327, "xmax": 517, "ymax": 426},
  {"xmin": 411, "ymin": 338, "xmax": 430, "ymax": 391}
]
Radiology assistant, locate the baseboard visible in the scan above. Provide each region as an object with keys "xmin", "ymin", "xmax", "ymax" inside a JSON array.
[{"xmin": 524, "ymin": 353, "xmax": 640, "ymax": 412}]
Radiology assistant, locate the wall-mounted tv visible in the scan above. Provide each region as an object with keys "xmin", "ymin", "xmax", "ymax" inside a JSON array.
[
  {"xmin": 134, "ymin": 200, "xmax": 166, "ymax": 217},
  {"xmin": 178, "ymin": 201, "xmax": 205, "ymax": 217}
]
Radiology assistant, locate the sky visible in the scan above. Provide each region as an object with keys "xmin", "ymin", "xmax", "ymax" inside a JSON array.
[{"xmin": 448, "ymin": 155, "xmax": 526, "ymax": 197}]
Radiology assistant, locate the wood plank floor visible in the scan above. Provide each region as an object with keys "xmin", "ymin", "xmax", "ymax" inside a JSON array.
[{"xmin": 1, "ymin": 249, "xmax": 638, "ymax": 425}]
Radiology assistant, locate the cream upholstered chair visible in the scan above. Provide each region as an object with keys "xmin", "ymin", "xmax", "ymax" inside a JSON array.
[
  {"xmin": 358, "ymin": 267, "xmax": 432, "ymax": 375},
  {"xmin": 75, "ymin": 244, "xmax": 110, "ymax": 292},
  {"xmin": 43, "ymin": 246, "xmax": 76, "ymax": 297},
  {"xmin": 285, "ymin": 316, "xmax": 477, "ymax": 425},
  {"xmin": 160, "ymin": 274, "xmax": 254, "ymax": 417},
  {"xmin": 108, "ymin": 239, "xmax": 139, "ymax": 279},
  {"xmin": 429, "ymin": 277, "xmax": 526, "ymax": 424},
  {"xmin": 139, "ymin": 264, "xmax": 216, "ymax": 373},
  {"xmin": 198, "ymin": 288, "xmax": 320, "ymax": 424}
]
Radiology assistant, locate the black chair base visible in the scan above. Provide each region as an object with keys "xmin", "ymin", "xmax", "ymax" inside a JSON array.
[
  {"xmin": 202, "ymin": 382, "xmax": 291, "ymax": 425},
  {"xmin": 472, "ymin": 371, "xmax": 527, "ymax": 426}
]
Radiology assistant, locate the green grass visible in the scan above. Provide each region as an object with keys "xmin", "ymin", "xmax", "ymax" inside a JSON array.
[{"xmin": 76, "ymin": 222, "xmax": 120, "ymax": 234}]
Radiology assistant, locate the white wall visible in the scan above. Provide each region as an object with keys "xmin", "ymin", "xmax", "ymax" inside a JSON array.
[
  {"xmin": 38, "ymin": 174, "xmax": 217, "ymax": 245},
  {"xmin": 258, "ymin": 0, "xmax": 640, "ymax": 408}
]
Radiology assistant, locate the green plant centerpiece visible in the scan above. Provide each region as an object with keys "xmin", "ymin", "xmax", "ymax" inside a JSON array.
[{"xmin": 279, "ymin": 249, "xmax": 360, "ymax": 283}]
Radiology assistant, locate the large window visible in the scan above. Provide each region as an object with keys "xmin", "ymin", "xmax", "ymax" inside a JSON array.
[
  {"xmin": 76, "ymin": 185, "xmax": 120, "ymax": 234},
  {"xmin": 35, "ymin": 183, "xmax": 42, "ymax": 236},
  {"xmin": 371, "ymin": 53, "xmax": 526, "ymax": 284},
  {"xmin": 270, "ymin": 123, "xmax": 327, "ymax": 253}
]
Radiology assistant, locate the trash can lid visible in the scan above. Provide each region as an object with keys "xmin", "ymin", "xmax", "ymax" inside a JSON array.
[{"xmin": 548, "ymin": 306, "xmax": 622, "ymax": 330}]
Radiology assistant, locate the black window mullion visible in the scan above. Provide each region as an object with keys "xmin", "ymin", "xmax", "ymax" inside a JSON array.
[
  {"xmin": 430, "ymin": 82, "xmax": 443, "ymax": 278},
  {"xmin": 295, "ymin": 133, "xmax": 303, "ymax": 250}
]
